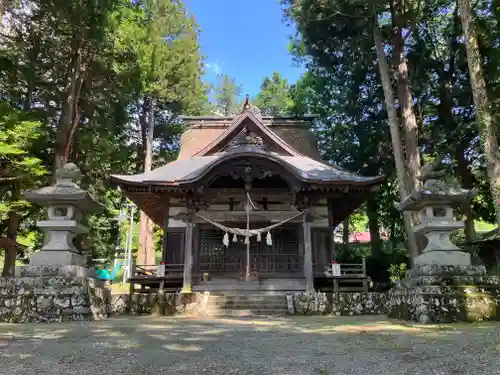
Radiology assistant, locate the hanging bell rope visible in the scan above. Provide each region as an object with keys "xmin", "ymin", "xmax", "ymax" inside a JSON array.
[
  {"xmin": 195, "ymin": 190, "xmax": 305, "ymax": 246},
  {"xmin": 195, "ymin": 211, "xmax": 304, "ymax": 238}
]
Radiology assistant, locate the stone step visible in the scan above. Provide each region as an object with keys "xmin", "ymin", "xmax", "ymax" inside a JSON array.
[
  {"xmin": 207, "ymin": 305, "xmax": 287, "ymax": 311},
  {"xmin": 207, "ymin": 301, "xmax": 287, "ymax": 307},
  {"xmin": 204, "ymin": 293, "xmax": 288, "ymax": 315},
  {"xmin": 203, "ymin": 309, "xmax": 288, "ymax": 317},
  {"xmin": 207, "ymin": 299, "xmax": 287, "ymax": 304},
  {"xmin": 207, "ymin": 292, "xmax": 289, "ymax": 297},
  {"xmin": 208, "ymin": 297, "xmax": 287, "ymax": 303},
  {"xmin": 208, "ymin": 293, "xmax": 288, "ymax": 297}
]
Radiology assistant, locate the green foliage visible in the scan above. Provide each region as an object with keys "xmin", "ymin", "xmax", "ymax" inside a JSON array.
[
  {"xmin": 490, "ymin": 265, "xmax": 500, "ymax": 276},
  {"xmin": 212, "ymin": 74, "xmax": 242, "ymax": 116},
  {"xmin": 284, "ymin": 0, "xmax": 500, "ymax": 256},
  {"xmin": 0, "ymin": 103, "xmax": 46, "ymax": 183},
  {"xmin": 388, "ymin": 263, "xmax": 408, "ymax": 285},
  {"xmin": 114, "ymin": 0, "xmax": 207, "ymax": 114},
  {"xmin": 255, "ymin": 72, "xmax": 294, "ymax": 116},
  {"xmin": 0, "ymin": 102, "xmax": 47, "ymax": 219},
  {"xmin": 0, "ymin": 0, "xmax": 206, "ymax": 261}
]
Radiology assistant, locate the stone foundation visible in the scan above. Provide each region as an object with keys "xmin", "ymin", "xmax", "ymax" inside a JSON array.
[
  {"xmin": 287, "ymin": 292, "xmax": 388, "ymax": 315},
  {"xmin": 388, "ymin": 285, "xmax": 500, "ymax": 323},
  {"xmin": 3, "ymin": 279, "xmax": 499, "ymax": 323},
  {"xmin": 0, "ymin": 265, "xmax": 109, "ymax": 323},
  {"xmin": 108, "ymin": 292, "xmax": 209, "ymax": 316},
  {"xmin": 388, "ymin": 265, "xmax": 500, "ymax": 323}
]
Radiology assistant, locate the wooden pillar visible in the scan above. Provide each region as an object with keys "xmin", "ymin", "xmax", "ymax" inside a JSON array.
[
  {"xmin": 327, "ymin": 199, "xmax": 336, "ymax": 261},
  {"xmin": 302, "ymin": 212, "xmax": 314, "ymax": 293},
  {"xmin": 180, "ymin": 210, "xmax": 194, "ymax": 293},
  {"xmin": 160, "ymin": 208, "xmax": 170, "ymax": 296},
  {"xmin": 161, "ymin": 207, "xmax": 170, "ymax": 264}
]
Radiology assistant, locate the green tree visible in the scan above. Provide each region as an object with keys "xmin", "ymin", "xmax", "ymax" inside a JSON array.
[
  {"xmin": 0, "ymin": 102, "xmax": 46, "ymax": 276},
  {"xmin": 458, "ymin": 0, "xmax": 500, "ymax": 226},
  {"xmin": 0, "ymin": 0, "xmax": 206, "ymax": 265},
  {"xmin": 115, "ymin": 0, "xmax": 206, "ymax": 265},
  {"xmin": 213, "ymin": 74, "xmax": 242, "ymax": 116},
  {"xmin": 284, "ymin": 0, "xmax": 424, "ymax": 260},
  {"xmin": 255, "ymin": 72, "xmax": 294, "ymax": 116}
]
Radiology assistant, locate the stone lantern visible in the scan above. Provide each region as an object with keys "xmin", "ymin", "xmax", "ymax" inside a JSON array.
[
  {"xmin": 388, "ymin": 158, "xmax": 500, "ymax": 323},
  {"xmin": 397, "ymin": 159, "xmax": 477, "ymax": 269},
  {"xmin": 24, "ymin": 163, "xmax": 102, "ymax": 267}
]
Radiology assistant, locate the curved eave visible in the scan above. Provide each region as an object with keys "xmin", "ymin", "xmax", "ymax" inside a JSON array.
[
  {"xmin": 111, "ymin": 151, "xmax": 385, "ymax": 191},
  {"xmin": 111, "ymin": 175, "xmax": 385, "ymax": 192}
]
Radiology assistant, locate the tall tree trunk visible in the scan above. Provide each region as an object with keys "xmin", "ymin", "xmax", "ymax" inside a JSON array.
[
  {"xmin": 366, "ymin": 197, "xmax": 382, "ymax": 259},
  {"xmin": 391, "ymin": 4, "xmax": 421, "ymax": 191},
  {"xmin": 137, "ymin": 96, "xmax": 156, "ymax": 266},
  {"xmin": 372, "ymin": 20, "xmax": 419, "ymax": 262},
  {"xmin": 456, "ymin": 143, "xmax": 476, "ymax": 241},
  {"xmin": 458, "ymin": 0, "xmax": 500, "ymax": 226},
  {"xmin": 53, "ymin": 38, "xmax": 85, "ymax": 173},
  {"xmin": 2, "ymin": 186, "xmax": 21, "ymax": 277}
]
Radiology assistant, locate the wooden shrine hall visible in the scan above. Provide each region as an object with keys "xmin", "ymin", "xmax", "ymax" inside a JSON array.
[{"xmin": 111, "ymin": 99, "xmax": 384, "ymax": 293}]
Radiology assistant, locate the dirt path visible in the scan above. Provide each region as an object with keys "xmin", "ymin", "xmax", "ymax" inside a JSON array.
[{"xmin": 0, "ymin": 315, "xmax": 498, "ymax": 375}]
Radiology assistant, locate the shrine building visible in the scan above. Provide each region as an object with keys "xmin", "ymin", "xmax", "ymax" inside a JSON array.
[{"xmin": 111, "ymin": 100, "xmax": 384, "ymax": 293}]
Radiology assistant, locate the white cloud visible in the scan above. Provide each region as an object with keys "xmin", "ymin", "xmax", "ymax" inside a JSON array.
[{"xmin": 205, "ymin": 61, "xmax": 222, "ymax": 75}]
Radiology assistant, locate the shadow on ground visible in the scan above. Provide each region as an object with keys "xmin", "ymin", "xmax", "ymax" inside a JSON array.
[{"xmin": 0, "ymin": 315, "xmax": 499, "ymax": 375}]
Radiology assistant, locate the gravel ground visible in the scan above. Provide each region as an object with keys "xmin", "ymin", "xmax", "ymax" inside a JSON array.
[{"xmin": 0, "ymin": 315, "xmax": 499, "ymax": 375}]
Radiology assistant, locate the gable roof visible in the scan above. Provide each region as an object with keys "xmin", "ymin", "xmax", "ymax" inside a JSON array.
[
  {"xmin": 111, "ymin": 102, "xmax": 385, "ymax": 191},
  {"xmin": 111, "ymin": 149, "xmax": 385, "ymax": 187},
  {"xmin": 193, "ymin": 109, "xmax": 301, "ymax": 157}
]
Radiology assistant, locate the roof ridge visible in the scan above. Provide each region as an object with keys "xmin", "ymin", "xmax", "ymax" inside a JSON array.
[{"xmin": 193, "ymin": 107, "xmax": 304, "ymax": 157}]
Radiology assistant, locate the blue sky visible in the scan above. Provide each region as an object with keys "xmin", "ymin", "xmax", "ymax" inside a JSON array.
[{"xmin": 184, "ymin": 0, "xmax": 304, "ymax": 98}]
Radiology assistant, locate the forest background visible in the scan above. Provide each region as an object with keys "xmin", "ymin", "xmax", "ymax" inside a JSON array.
[{"xmin": 0, "ymin": 0, "xmax": 499, "ymax": 284}]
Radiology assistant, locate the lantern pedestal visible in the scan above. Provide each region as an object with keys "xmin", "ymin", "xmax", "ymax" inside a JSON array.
[
  {"xmin": 0, "ymin": 163, "xmax": 110, "ymax": 323},
  {"xmin": 387, "ymin": 159, "xmax": 500, "ymax": 323}
]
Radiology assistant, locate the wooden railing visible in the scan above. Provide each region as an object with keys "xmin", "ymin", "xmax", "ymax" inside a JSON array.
[
  {"xmin": 127, "ymin": 263, "xmax": 185, "ymax": 294},
  {"xmin": 131, "ymin": 264, "xmax": 184, "ymax": 279},
  {"xmin": 322, "ymin": 258, "xmax": 369, "ymax": 292},
  {"xmin": 323, "ymin": 257, "xmax": 366, "ymax": 277}
]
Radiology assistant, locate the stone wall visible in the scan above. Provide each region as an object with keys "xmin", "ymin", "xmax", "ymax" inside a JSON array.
[
  {"xmin": 108, "ymin": 292, "xmax": 208, "ymax": 316},
  {"xmin": 0, "ymin": 273, "xmax": 109, "ymax": 323},
  {"xmin": 4, "ymin": 282, "xmax": 499, "ymax": 323},
  {"xmin": 287, "ymin": 292, "xmax": 389, "ymax": 316},
  {"xmin": 388, "ymin": 282, "xmax": 500, "ymax": 324}
]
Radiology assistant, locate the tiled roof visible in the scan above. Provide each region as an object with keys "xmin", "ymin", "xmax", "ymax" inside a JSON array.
[
  {"xmin": 112, "ymin": 105, "xmax": 384, "ymax": 188},
  {"xmin": 111, "ymin": 149, "xmax": 383, "ymax": 186}
]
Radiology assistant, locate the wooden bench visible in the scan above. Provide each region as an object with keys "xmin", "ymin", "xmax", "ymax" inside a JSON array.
[
  {"xmin": 128, "ymin": 264, "xmax": 184, "ymax": 294},
  {"xmin": 321, "ymin": 258, "xmax": 370, "ymax": 292}
]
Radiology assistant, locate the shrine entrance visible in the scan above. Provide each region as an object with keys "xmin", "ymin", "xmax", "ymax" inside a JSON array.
[
  {"xmin": 196, "ymin": 224, "xmax": 301, "ymax": 277},
  {"xmin": 113, "ymin": 100, "xmax": 385, "ymax": 293}
]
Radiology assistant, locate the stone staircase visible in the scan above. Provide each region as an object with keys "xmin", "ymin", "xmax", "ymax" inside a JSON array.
[{"xmin": 204, "ymin": 292, "xmax": 289, "ymax": 317}]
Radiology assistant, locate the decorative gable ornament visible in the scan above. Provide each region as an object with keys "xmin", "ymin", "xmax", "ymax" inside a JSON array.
[
  {"xmin": 238, "ymin": 94, "xmax": 262, "ymax": 120},
  {"xmin": 223, "ymin": 127, "xmax": 268, "ymax": 153}
]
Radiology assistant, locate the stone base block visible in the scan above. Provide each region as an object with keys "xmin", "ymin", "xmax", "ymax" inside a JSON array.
[
  {"xmin": 0, "ymin": 270, "xmax": 109, "ymax": 323},
  {"xmin": 414, "ymin": 250, "xmax": 471, "ymax": 267},
  {"xmin": 388, "ymin": 280, "xmax": 500, "ymax": 323},
  {"xmin": 403, "ymin": 274, "xmax": 499, "ymax": 287},
  {"xmin": 29, "ymin": 251, "xmax": 86, "ymax": 267},
  {"xmin": 16, "ymin": 264, "xmax": 96, "ymax": 278},
  {"xmin": 116, "ymin": 292, "xmax": 208, "ymax": 316},
  {"xmin": 287, "ymin": 292, "xmax": 388, "ymax": 315},
  {"xmin": 407, "ymin": 264, "xmax": 486, "ymax": 278}
]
